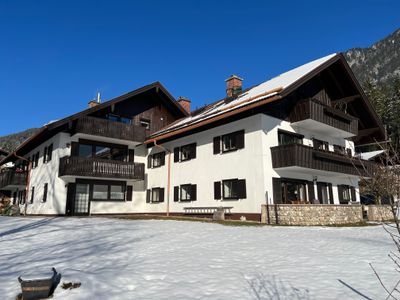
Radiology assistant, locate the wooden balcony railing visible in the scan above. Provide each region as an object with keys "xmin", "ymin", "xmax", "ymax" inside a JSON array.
[
  {"xmin": 0, "ymin": 169, "xmax": 27, "ymax": 190},
  {"xmin": 75, "ymin": 116, "xmax": 147, "ymax": 142},
  {"xmin": 289, "ymin": 99, "xmax": 358, "ymax": 135},
  {"xmin": 59, "ymin": 156, "xmax": 145, "ymax": 180},
  {"xmin": 271, "ymin": 143, "xmax": 375, "ymax": 177}
]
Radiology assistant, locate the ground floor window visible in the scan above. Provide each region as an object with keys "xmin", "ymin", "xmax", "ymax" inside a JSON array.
[
  {"xmin": 317, "ymin": 182, "xmax": 333, "ymax": 204},
  {"xmin": 338, "ymin": 185, "xmax": 356, "ymax": 204},
  {"xmin": 146, "ymin": 187, "xmax": 165, "ymax": 203},
  {"xmin": 281, "ymin": 180, "xmax": 307, "ymax": 204},
  {"xmin": 77, "ymin": 179, "xmax": 126, "ymax": 202}
]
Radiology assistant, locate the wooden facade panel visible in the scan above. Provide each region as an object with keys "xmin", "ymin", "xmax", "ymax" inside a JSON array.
[{"xmin": 0, "ymin": 169, "xmax": 27, "ymax": 189}]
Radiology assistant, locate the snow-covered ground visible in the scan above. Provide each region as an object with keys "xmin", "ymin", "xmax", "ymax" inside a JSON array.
[{"xmin": 0, "ymin": 217, "xmax": 397, "ymax": 299}]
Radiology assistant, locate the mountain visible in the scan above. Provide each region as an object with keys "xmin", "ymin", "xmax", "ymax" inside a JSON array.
[
  {"xmin": 0, "ymin": 128, "xmax": 39, "ymax": 153},
  {"xmin": 344, "ymin": 28, "xmax": 400, "ymax": 84}
]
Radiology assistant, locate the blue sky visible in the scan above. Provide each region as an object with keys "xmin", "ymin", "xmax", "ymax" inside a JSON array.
[{"xmin": 0, "ymin": 0, "xmax": 399, "ymax": 136}]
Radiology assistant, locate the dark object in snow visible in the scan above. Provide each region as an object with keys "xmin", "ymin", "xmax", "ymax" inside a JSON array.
[
  {"xmin": 18, "ymin": 267, "xmax": 60, "ymax": 300},
  {"xmin": 61, "ymin": 281, "xmax": 81, "ymax": 290}
]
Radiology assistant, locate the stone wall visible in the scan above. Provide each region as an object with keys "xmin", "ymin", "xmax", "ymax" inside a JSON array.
[
  {"xmin": 261, "ymin": 204, "xmax": 363, "ymax": 226},
  {"xmin": 365, "ymin": 205, "xmax": 393, "ymax": 221}
]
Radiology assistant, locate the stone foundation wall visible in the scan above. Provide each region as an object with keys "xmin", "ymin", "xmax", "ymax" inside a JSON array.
[
  {"xmin": 365, "ymin": 205, "xmax": 393, "ymax": 221},
  {"xmin": 261, "ymin": 204, "xmax": 363, "ymax": 226}
]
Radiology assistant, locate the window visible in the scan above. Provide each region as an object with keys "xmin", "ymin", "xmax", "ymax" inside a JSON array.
[
  {"xmin": 93, "ymin": 184, "xmax": 108, "ymax": 200},
  {"xmin": 78, "ymin": 144, "xmax": 92, "ymax": 158},
  {"xmin": 107, "ymin": 114, "xmax": 132, "ymax": 125},
  {"xmin": 33, "ymin": 152, "xmax": 40, "ymax": 168},
  {"xmin": 346, "ymin": 148, "xmax": 352, "ymax": 157},
  {"xmin": 174, "ymin": 184, "xmax": 197, "ymax": 202},
  {"xmin": 43, "ymin": 144, "xmax": 53, "ymax": 163},
  {"xmin": 43, "ymin": 183, "xmax": 48, "ymax": 202},
  {"xmin": 317, "ymin": 182, "xmax": 333, "ymax": 204},
  {"xmin": 147, "ymin": 188, "xmax": 165, "ymax": 203},
  {"xmin": 140, "ymin": 118, "xmax": 150, "ymax": 130},
  {"xmin": 215, "ymin": 179, "xmax": 246, "ymax": 200},
  {"xmin": 281, "ymin": 180, "xmax": 307, "ymax": 204},
  {"xmin": 94, "ymin": 145, "xmax": 111, "ymax": 160},
  {"xmin": 174, "ymin": 143, "xmax": 196, "ymax": 162},
  {"xmin": 148, "ymin": 152, "xmax": 165, "ymax": 168},
  {"xmin": 213, "ymin": 130, "xmax": 245, "ymax": 154},
  {"xmin": 77, "ymin": 141, "xmax": 127, "ymax": 161},
  {"xmin": 313, "ymin": 139, "xmax": 329, "ymax": 151},
  {"xmin": 110, "ymin": 185, "xmax": 124, "ymax": 200},
  {"xmin": 338, "ymin": 185, "xmax": 356, "ymax": 204},
  {"xmin": 30, "ymin": 186, "xmax": 35, "ymax": 204},
  {"xmin": 278, "ymin": 130, "xmax": 303, "ymax": 146},
  {"xmin": 333, "ymin": 145, "xmax": 345, "ymax": 154}
]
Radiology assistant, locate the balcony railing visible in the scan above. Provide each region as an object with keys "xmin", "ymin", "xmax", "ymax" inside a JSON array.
[
  {"xmin": 75, "ymin": 116, "xmax": 147, "ymax": 142},
  {"xmin": 0, "ymin": 169, "xmax": 27, "ymax": 190},
  {"xmin": 271, "ymin": 143, "xmax": 375, "ymax": 177},
  {"xmin": 59, "ymin": 156, "xmax": 145, "ymax": 180},
  {"xmin": 289, "ymin": 99, "xmax": 358, "ymax": 135}
]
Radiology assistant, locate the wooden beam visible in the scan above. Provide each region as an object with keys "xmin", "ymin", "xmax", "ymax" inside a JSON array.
[
  {"xmin": 357, "ymin": 127, "xmax": 380, "ymax": 137},
  {"xmin": 327, "ymin": 68, "xmax": 345, "ymax": 97},
  {"xmin": 332, "ymin": 95, "xmax": 360, "ymax": 104}
]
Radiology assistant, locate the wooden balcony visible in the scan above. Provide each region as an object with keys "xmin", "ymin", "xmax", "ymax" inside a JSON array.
[
  {"xmin": 289, "ymin": 99, "xmax": 358, "ymax": 137},
  {"xmin": 0, "ymin": 169, "xmax": 27, "ymax": 190},
  {"xmin": 75, "ymin": 116, "xmax": 147, "ymax": 142},
  {"xmin": 271, "ymin": 143, "xmax": 375, "ymax": 177},
  {"xmin": 59, "ymin": 156, "xmax": 145, "ymax": 180}
]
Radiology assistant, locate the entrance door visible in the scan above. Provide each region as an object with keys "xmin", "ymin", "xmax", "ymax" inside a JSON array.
[{"xmin": 66, "ymin": 183, "xmax": 90, "ymax": 216}]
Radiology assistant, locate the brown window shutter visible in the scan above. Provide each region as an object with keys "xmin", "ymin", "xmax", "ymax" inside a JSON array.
[
  {"xmin": 191, "ymin": 184, "xmax": 197, "ymax": 201},
  {"xmin": 214, "ymin": 181, "xmax": 221, "ymax": 200},
  {"xmin": 66, "ymin": 183, "xmax": 76, "ymax": 215},
  {"xmin": 146, "ymin": 189, "xmax": 151, "ymax": 203},
  {"xmin": 160, "ymin": 152, "xmax": 166, "ymax": 166},
  {"xmin": 47, "ymin": 144, "xmax": 53, "ymax": 162},
  {"xmin": 126, "ymin": 186, "xmax": 133, "ymax": 201},
  {"xmin": 235, "ymin": 130, "xmax": 245, "ymax": 149},
  {"xmin": 71, "ymin": 142, "xmax": 79, "ymax": 156},
  {"xmin": 174, "ymin": 147, "xmax": 180, "ymax": 162},
  {"xmin": 213, "ymin": 136, "xmax": 221, "ymax": 154},
  {"xmin": 337, "ymin": 185, "xmax": 344, "ymax": 203},
  {"xmin": 159, "ymin": 188, "xmax": 165, "ymax": 203},
  {"xmin": 272, "ymin": 178, "xmax": 282, "ymax": 204},
  {"xmin": 43, "ymin": 183, "xmax": 48, "ymax": 202},
  {"xmin": 174, "ymin": 186, "xmax": 179, "ymax": 202},
  {"xmin": 147, "ymin": 154, "xmax": 152, "ymax": 168},
  {"xmin": 190, "ymin": 144, "xmax": 196, "ymax": 159},
  {"xmin": 128, "ymin": 149, "xmax": 135, "ymax": 163},
  {"xmin": 307, "ymin": 181, "xmax": 315, "ymax": 203},
  {"xmin": 237, "ymin": 179, "xmax": 246, "ymax": 199},
  {"xmin": 43, "ymin": 147, "xmax": 48, "ymax": 163},
  {"xmin": 316, "ymin": 182, "xmax": 323, "ymax": 204},
  {"xmin": 350, "ymin": 186, "xmax": 356, "ymax": 202},
  {"xmin": 328, "ymin": 183, "xmax": 334, "ymax": 204},
  {"xmin": 30, "ymin": 186, "xmax": 35, "ymax": 203}
]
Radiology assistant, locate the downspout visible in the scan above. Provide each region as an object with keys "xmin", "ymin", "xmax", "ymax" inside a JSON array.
[
  {"xmin": 13, "ymin": 153, "xmax": 31, "ymax": 216},
  {"xmin": 153, "ymin": 140, "xmax": 171, "ymax": 217}
]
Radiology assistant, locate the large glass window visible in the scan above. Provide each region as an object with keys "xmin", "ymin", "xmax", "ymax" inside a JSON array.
[
  {"xmin": 110, "ymin": 185, "xmax": 125, "ymax": 200},
  {"xmin": 93, "ymin": 184, "xmax": 108, "ymax": 200},
  {"xmin": 77, "ymin": 142, "xmax": 127, "ymax": 161},
  {"xmin": 281, "ymin": 180, "xmax": 307, "ymax": 204},
  {"xmin": 107, "ymin": 114, "xmax": 132, "ymax": 125},
  {"xmin": 79, "ymin": 144, "xmax": 93, "ymax": 158},
  {"xmin": 94, "ymin": 146, "xmax": 111, "ymax": 159},
  {"xmin": 278, "ymin": 130, "xmax": 303, "ymax": 146}
]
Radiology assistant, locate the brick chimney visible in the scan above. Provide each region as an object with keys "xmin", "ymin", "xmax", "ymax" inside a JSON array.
[
  {"xmin": 178, "ymin": 96, "xmax": 191, "ymax": 114},
  {"xmin": 225, "ymin": 75, "xmax": 243, "ymax": 97},
  {"xmin": 88, "ymin": 100, "xmax": 99, "ymax": 108}
]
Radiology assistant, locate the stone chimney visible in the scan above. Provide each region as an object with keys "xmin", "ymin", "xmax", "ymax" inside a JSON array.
[
  {"xmin": 225, "ymin": 75, "xmax": 243, "ymax": 97},
  {"xmin": 178, "ymin": 96, "xmax": 191, "ymax": 113}
]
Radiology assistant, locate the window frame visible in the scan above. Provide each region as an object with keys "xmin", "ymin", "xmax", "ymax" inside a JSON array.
[
  {"xmin": 180, "ymin": 184, "xmax": 192, "ymax": 201},
  {"xmin": 152, "ymin": 152, "xmax": 165, "ymax": 168},
  {"xmin": 313, "ymin": 138, "xmax": 329, "ymax": 152},
  {"xmin": 151, "ymin": 188, "xmax": 162, "ymax": 203},
  {"xmin": 76, "ymin": 179, "xmax": 126, "ymax": 202},
  {"xmin": 278, "ymin": 130, "xmax": 303, "ymax": 146}
]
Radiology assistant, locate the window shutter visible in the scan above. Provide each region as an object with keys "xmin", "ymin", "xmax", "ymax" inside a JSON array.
[
  {"xmin": 190, "ymin": 144, "xmax": 196, "ymax": 159},
  {"xmin": 126, "ymin": 186, "xmax": 133, "ymax": 201},
  {"xmin": 237, "ymin": 179, "xmax": 246, "ymax": 199},
  {"xmin": 350, "ymin": 186, "xmax": 356, "ymax": 202},
  {"xmin": 66, "ymin": 183, "xmax": 76, "ymax": 215},
  {"xmin": 174, "ymin": 147, "xmax": 180, "ymax": 162},
  {"xmin": 307, "ymin": 181, "xmax": 315, "ymax": 203},
  {"xmin": 316, "ymin": 182, "xmax": 323, "ymax": 204},
  {"xmin": 43, "ymin": 183, "xmax": 48, "ymax": 202},
  {"xmin": 337, "ymin": 185, "xmax": 344, "ymax": 203},
  {"xmin": 35, "ymin": 152, "xmax": 39, "ymax": 167},
  {"xmin": 128, "ymin": 149, "xmax": 135, "ymax": 163},
  {"xmin": 235, "ymin": 130, "xmax": 245, "ymax": 149},
  {"xmin": 30, "ymin": 186, "xmax": 35, "ymax": 204},
  {"xmin": 191, "ymin": 184, "xmax": 197, "ymax": 201},
  {"xmin": 174, "ymin": 186, "xmax": 179, "ymax": 202},
  {"xmin": 43, "ymin": 147, "xmax": 48, "ymax": 163},
  {"xmin": 146, "ymin": 189, "xmax": 151, "ymax": 203},
  {"xmin": 328, "ymin": 183, "xmax": 334, "ymax": 204},
  {"xmin": 214, "ymin": 181, "xmax": 221, "ymax": 200},
  {"xmin": 159, "ymin": 188, "xmax": 165, "ymax": 203},
  {"xmin": 47, "ymin": 144, "xmax": 53, "ymax": 162},
  {"xmin": 272, "ymin": 178, "xmax": 282, "ymax": 204},
  {"xmin": 213, "ymin": 136, "xmax": 221, "ymax": 154},
  {"xmin": 160, "ymin": 152, "xmax": 166, "ymax": 166},
  {"xmin": 71, "ymin": 142, "xmax": 79, "ymax": 156},
  {"xmin": 147, "ymin": 154, "xmax": 152, "ymax": 169}
]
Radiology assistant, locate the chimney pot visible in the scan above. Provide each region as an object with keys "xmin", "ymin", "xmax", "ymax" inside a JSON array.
[
  {"xmin": 225, "ymin": 75, "xmax": 243, "ymax": 97},
  {"xmin": 178, "ymin": 96, "xmax": 191, "ymax": 114}
]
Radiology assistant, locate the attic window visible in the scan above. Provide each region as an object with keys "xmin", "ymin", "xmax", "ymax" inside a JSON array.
[{"xmin": 140, "ymin": 118, "xmax": 150, "ymax": 130}]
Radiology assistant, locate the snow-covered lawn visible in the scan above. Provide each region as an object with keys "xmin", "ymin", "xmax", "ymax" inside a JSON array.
[{"xmin": 0, "ymin": 217, "xmax": 397, "ymax": 299}]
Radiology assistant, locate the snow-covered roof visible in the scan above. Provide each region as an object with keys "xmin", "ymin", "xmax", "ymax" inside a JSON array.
[
  {"xmin": 150, "ymin": 53, "xmax": 337, "ymax": 138},
  {"xmin": 358, "ymin": 150, "xmax": 385, "ymax": 161}
]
